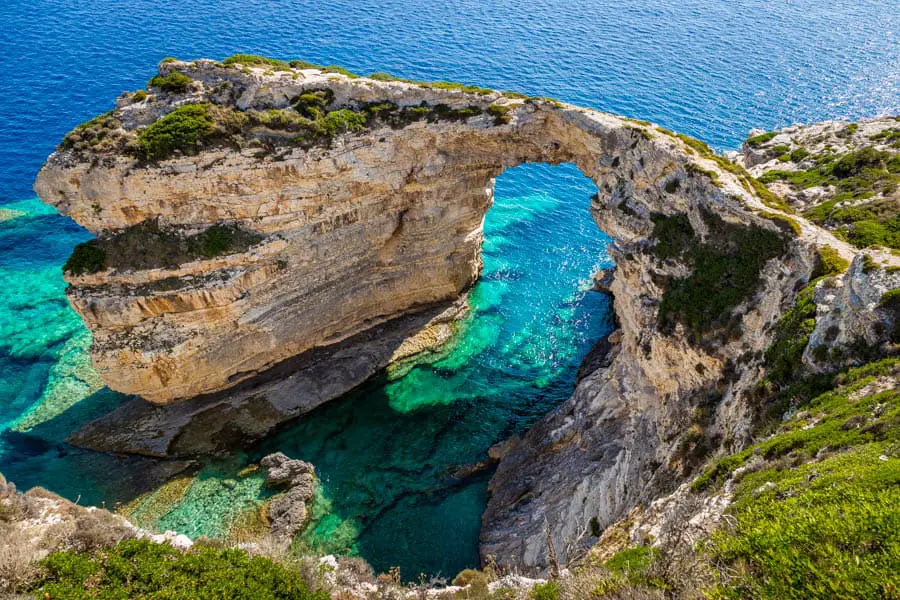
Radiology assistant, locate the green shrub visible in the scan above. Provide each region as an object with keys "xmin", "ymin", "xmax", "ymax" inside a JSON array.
[
  {"xmin": 452, "ymin": 568, "xmax": 491, "ymax": 597},
  {"xmin": 869, "ymin": 128, "xmax": 900, "ymax": 145},
  {"xmin": 790, "ymin": 147, "xmax": 810, "ymax": 162},
  {"xmin": 814, "ymin": 245, "xmax": 850, "ymax": 276},
  {"xmin": 589, "ymin": 516, "xmax": 601, "ymax": 537},
  {"xmin": 430, "ymin": 104, "xmax": 483, "ymax": 121},
  {"xmin": 60, "ymin": 111, "xmax": 124, "ymax": 153},
  {"xmin": 604, "ymin": 546, "xmax": 655, "ymax": 579},
  {"xmin": 832, "ymin": 147, "xmax": 892, "ymax": 178},
  {"xmin": 64, "ymin": 242, "xmax": 106, "ymax": 275},
  {"xmin": 488, "ymin": 103, "xmax": 512, "ymax": 125},
  {"xmin": 291, "ymin": 89, "xmax": 334, "ymax": 119},
  {"xmin": 148, "ymin": 71, "xmax": 192, "ymax": 93},
  {"xmin": 368, "ymin": 71, "xmax": 496, "ymax": 95},
  {"xmin": 190, "ymin": 225, "xmax": 240, "ymax": 258},
  {"xmin": 132, "ymin": 90, "xmax": 148, "ymax": 102},
  {"xmin": 32, "ymin": 539, "xmax": 328, "ymax": 600},
  {"xmin": 288, "ymin": 59, "xmax": 320, "ymax": 69},
  {"xmin": 747, "ymin": 131, "xmax": 777, "ymax": 147},
  {"xmin": 531, "ymin": 581, "xmax": 560, "ymax": 600},
  {"xmin": 757, "ymin": 211, "xmax": 802, "ymax": 236},
  {"xmin": 321, "ymin": 108, "xmax": 367, "ymax": 135},
  {"xmin": 222, "ymin": 54, "xmax": 291, "ymax": 70},
  {"xmin": 880, "ymin": 288, "xmax": 900, "ymax": 309},
  {"xmin": 138, "ymin": 103, "xmax": 215, "ymax": 160},
  {"xmin": 845, "ymin": 218, "xmax": 900, "ymax": 249},
  {"xmin": 160, "ymin": 57, "xmax": 178, "ymax": 64},
  {"xmin": 321, "ymin": 65, "xmax": 359, "ymax": 78}
]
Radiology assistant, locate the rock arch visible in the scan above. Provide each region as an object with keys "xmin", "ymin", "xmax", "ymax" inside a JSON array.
[{"xmin": 36, "ymin": 60, "xmax": 814, "ymax": 569}]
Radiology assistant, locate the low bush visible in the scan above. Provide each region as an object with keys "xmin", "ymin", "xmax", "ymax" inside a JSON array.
[
  {"xmin": 138, "ymin": 103, "xmax": 216, "ymax": 160},
  {"xmin": 222, "ymin": 54, "xmax": 292, "ymax": 70},
  {"xmin": 32, "ymin": 539, "xmax": 329, "ymax": 600},
  {"xmin": 531, "ymin": 581, "xmax": 560, "ymax": 600},
  {"xmin": 488, "ymin": 103, "xmax": 512, "ymax": 125},
  {"xmin": 813, "ymin": 245, "xmax": 850, "ymax": 277},
  {"xmin": 64, "ymin": 241, "xmax": 106, "ymax": 275},
  {"xmin": 148, "ymin": 71, "xmax": 193, "ymax": 93},
  {"xmin": 291, "ymin": 89, "xmax": 334, "ymax": 119},
  {"xmin": 320, "ymin": 65, "xmax": 359, "ymax": 78},
  {"xmin": 60, "ymin": 111, "xmax": 125, "ymax": 154},
  {"xmin": 746, "ymin": 131, "xmax": 777, "ymax": 147}
]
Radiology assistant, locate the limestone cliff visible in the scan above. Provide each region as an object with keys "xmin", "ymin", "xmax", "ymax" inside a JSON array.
[{"xmin": 35, "ymin": 57, "xmax": 884, "ymax": 572}]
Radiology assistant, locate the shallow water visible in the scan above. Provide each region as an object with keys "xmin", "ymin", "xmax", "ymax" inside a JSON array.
[{"xmin": 0, "ymin": 0, "xmax": 898, "ymax": 578}]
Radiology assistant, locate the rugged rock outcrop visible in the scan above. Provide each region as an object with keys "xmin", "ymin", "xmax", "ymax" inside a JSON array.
[
  {"xmin": 36, "ymin": 58, "xmax": 883, "ymax": 572},
  {"xmin": 803, "ymin": 253, "xmax": 900, "ymax": 371},
  {"xmin": 259, "ymin": 452, "xmax": 317, "ymax": 540}
]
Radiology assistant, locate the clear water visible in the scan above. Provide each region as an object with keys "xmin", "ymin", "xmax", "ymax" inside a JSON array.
[{"xmin": 1, "ymin": 0, "xmax": 898, "ymax": 579}]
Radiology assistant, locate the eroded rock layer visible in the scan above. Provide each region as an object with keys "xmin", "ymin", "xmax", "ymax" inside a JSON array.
[{"xmin": 36, "ymin": 59, "xmax": 850, "ymax": 571}]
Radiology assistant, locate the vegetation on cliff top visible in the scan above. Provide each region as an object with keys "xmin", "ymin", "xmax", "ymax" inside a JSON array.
[
  {"xmin": 701, "ymin": 358, "xmax": 900, "ymax": 599},
  {"xmin": 148, "ymin": 71, "xmax": 193, "ymax": 93},
  {"xmin": 64, "ymin": 222, "xmax": 264, "ymax": 275},
  {"xmin": 138, "ymin": 103, "xmax": 217, "ymax": 160},
  {"xmin": 750, "ymin": 125, "xmax": 900, "ymax": 250},
  {"xmin": 655, "ymin": 127, "xmax": 791, "ymax": 211},
  {"xmin": 570, "ymin": 357, "xmax": 900, "ymax": 600}
]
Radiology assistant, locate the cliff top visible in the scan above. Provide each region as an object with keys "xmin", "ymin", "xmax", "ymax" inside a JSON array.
[{"xmin": 740, "ymin": 116, "xmax": 900, "ymax": 252}]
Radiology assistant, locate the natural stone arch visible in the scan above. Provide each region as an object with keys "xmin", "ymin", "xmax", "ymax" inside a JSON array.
[
  {"xmin": 36, "ymin": 60, "xmax": 816, "ymax": 569},
  {"xmin": 39, "ymin": 62, "xmax": 775, "ymax": 404}
]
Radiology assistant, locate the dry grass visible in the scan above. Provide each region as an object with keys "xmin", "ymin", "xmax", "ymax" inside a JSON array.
[{"xmin": 0, "ymin": 525, "xmax": 41, "ymax": 595}]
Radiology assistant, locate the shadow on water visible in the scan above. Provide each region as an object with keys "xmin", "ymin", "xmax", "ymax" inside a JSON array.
[{"xmin": 0, "ymin": 387, "xmax": 194, "ymax": 506}]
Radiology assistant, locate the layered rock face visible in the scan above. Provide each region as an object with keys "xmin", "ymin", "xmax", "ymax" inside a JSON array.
[{"xmin": 37, "ymin": 59, "xmax": 847, "ymax": 570}]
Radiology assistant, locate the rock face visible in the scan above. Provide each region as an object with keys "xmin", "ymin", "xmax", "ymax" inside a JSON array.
[
  {"xmin": 36, "ymin": 59, "xmax": 857, "ymax": 571},
  {"xmin": 804, "ymin": 252, "xmax": 900, "ymax": 371}
]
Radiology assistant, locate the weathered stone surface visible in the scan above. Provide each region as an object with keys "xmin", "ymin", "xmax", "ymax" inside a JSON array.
[
  {"xmin": 36, "ymin": 60, "xmax": 872, "ymax": 572},
  {"xmin": 804, "ymin": 252, "xmax": 900, "ymax": 371},
  {"xmin": 260, "ymin": 453, "xmax": 316, "ymax": 540}
]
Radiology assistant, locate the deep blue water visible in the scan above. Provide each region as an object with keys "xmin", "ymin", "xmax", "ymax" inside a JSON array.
[{"xmin": 0, "ymin": 0, "xmax": 897, "ymax": 579}]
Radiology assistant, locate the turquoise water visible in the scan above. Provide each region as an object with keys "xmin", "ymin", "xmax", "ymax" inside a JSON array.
[{"xmin": 1, "ymin": 0, "xmax": 898, "ymax": 579}]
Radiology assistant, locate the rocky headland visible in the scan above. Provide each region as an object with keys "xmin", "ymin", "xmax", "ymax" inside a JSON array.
[{"xmin": 30, "ymin": 55, "xmax": 899, "ymax": 594}]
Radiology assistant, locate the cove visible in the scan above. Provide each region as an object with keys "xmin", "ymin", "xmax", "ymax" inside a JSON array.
[
  {"xmin": 0, "ymin": 162, "xmax": 611, "ymax": 578},
  {"xmin": 119, "ymin": 162, "xmax": 613, "ymax": 578}
]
